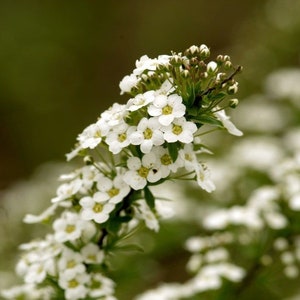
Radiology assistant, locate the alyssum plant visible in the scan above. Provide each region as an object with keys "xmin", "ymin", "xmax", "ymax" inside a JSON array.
[{"xmin": 2, "ymin": 45, "xmax": 242, "ymax": 300}]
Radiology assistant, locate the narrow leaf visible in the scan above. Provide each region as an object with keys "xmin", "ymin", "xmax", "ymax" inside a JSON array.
[
  {"xmin": 167, "ymin": 142, "xmax": 179, "ymax": 162},
  {"xmin": 144, "ymin": 186, "xmax": 155, "ymax": 210},
  {"xmin": 192, "ymin": 115, "xmax": 224, "ymax": 127}
]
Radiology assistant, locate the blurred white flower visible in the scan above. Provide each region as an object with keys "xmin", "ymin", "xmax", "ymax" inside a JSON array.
[{"xmin": 265, "ymin": 68, "xmax": 300, "ymax": 106}]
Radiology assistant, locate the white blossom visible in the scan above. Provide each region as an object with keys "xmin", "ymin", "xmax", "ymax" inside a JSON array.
[
  {"xmin": 148, "ymin": 93, "xmax": 186, "ymax": 126},
  {"xmin": 53, "ymin": 212, "xmax": 88, "ymax": 242},
  {"xmin": 58, "ymin": 272, "xmax": 90, "ymax": 300},
  {"xmin": 163, "ymin": 117, "xmax": 197, "ymax": 143},
  {"xmin": 96, "ymin": 173, "xmax": 131, "ymax": 204},
  {"xmin": 79, "ymin": 192, "xmax": 116, "ymax": 224},
  {"xmin": 126, "ymin": 90, "xmax": 155, "ymax": 111},
  {"xmin": 80, "ymin": 243, "xmax": 104, "ymax": 264},
  {"xmin": 130, "ymin": 117, "xmax": 164, "ymax": 153},
  {"xmin": 88, "ymin": 273, "xmax": 116, "ymax": 298},
  {"xmin": 105, "ymin": 123, "xmax": 136, "ymax": 154},
  {"xmin": 119, "ymin": 74, "xmax": 139, "ymax": 95},
  {"xmin": 214, "ymin": 109, "xmax": 243, "ymax": 136},
  {"xmin": 124, "ymin": 152, "xmax": 162, "ymax": 190}
]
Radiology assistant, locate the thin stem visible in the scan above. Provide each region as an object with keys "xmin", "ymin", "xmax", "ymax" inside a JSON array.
[
  {"xmin": 199, "ymin": 66, "xmax": 242, "ymax": 97},
  {"xmin": 195, "ymin": 128, "xmax": 219, "ymax": 137},
  {"xmin": 234, "ymin": 260, "xmax": 262, "ymax": 298}
]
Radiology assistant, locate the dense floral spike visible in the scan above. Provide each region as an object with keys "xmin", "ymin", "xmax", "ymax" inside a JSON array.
[{"xmin": 2, "ymin": 45, "xmax": 242, "ymax": 300}]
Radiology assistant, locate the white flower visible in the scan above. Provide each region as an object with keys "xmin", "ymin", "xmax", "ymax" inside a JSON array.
[
  {"xmin": 156, "ymin": 79, "xmax": 175, "ymax": 95},
  {"xmin": 58, "ymin": 272, "xmax": 90, "ymax": 300},
  {"xmin": 88, "ymin": 273, "xmax": 115, "ymax": 298},
  {"xmin": 79, "ymin": 165, "xmax": 102, "ymax": 192},
  {"xmin": 80, "ymin": 243, "xmax": 104, "ymax": 264},
  {"xmin": 289, "ymin": 194, "xmax": 300, "ymax": 210},
  {"xmin": 152, "ymin": 146, "xmax": 183, "ymax": 177},
  {"xmin": 23, "ymin": 202, "xmax": 59, "ymax": 224},
  {"xmin": 134, "ymin": 199, "xmax": 159, "ymax": 232},
  {"xmin": 148, "ymin": 93, "xmax": 186, "ymax": 126},
  {"xmin": 51, "ymin": 179, "xmax": 82, "ymax": 203},
  {"xmin": 105, "ymin": 123, "xmax": 136, "ymax": 154},
  {"xmin": 178, "ymin": 144, "xmax": 215, "ymax": 192},
  {"xmin": 265, "ymin": 68, "xmax": 300, "ymax": 104},
  {"xmin": 214, "ymin": 109, "xmax": 243, "ymax": 136},
  {"xmin": 77, "ymin": 118, "xmax": 110, "ymax": 149},
  {"xmin": 126, "ymin": 90, "xmax": 155, "ymax": 111},
  {"xmin": 53, "ymin": 212, "xmax": 87, "ymax": 242},
  {"xmin": 163, "ymin": 117, "xmax": 197, "ymax": 143},
  {"xmin": 178, "ymin": 144, "xmax": 197, "ymax": 171},
  {"xmin": 96, "ymin": 173, "xmax": 130, "ymax": 204},
  {"xmin": 130, "ymin": 117, "xmax": 164, "ymax": 153},
  {"xmin": 79, "ymin": 192, "xmax": 115, "ymax": 224},
  {"xmin": 24, "ymin": 260, "xmax": 52, "ymax": 284},
  {"xmin": 203, "ymin": 210, "xmax": 229, "ymax": 230},
  {"xmin": 207, "ymin": 61, "xmax": 218, "ymax": 73},
  {"xmin": 58, "ymin": 247, "xmax": 85, "ymax": 280},
  {"xmin": 119, "ymin": 74, "xmax": 139, "ymax": 94},
  {"xmin": 185, "ymin": 237, "xmax": 207, "ymax": 253},
  {"xmin": 133, "ymin": 54, "xmax": 170, "ymax": 76},
  {"xmin": 194, "ymin": 162, "xmax": 216, "ymax": 193},
  {"xmin": 124, "ymin": 153, "xmax": 162, "ymax": 190},
  {"xmin": 1, "ymin": 284, "xmax": 53, "ymax": 300},
  {"xmin": 101, "ymin": 103, "xmax": 127, "ymax": 127}
]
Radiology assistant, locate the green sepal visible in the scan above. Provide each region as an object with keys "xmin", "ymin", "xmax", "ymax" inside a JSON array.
[{"xmin": 144, "ymin": 186, "xmax": 155, "ymax": 210}]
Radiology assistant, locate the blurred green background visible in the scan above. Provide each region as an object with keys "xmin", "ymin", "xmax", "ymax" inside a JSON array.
[{"xmin": 1, "ymin": 0, "xmax": 270, "ymax": 190}]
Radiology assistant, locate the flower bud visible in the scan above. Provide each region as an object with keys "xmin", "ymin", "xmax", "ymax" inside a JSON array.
[
  {"xmin": 185, "ymin": 45, "xmax": 200, "ymax": 56},
  {"xmin": 207, "ymin": 61, "xmax": 218, "ymax": 73},
  {"xmin": 224, "ymin": 61, "xmax": 232, "ymax": 69},
  {"xmin": 228, "ymin": 82, "xmax": 239, "ymax": 94},
  {"xmin": 170, "ymin": 55, "xmax": 183, "ymax": 66},
  {"xmin": 182, "ymin": 69, "xmax": 190, "ymax": 78},
  {"xmin": 199, "ymin": 44, "xmax": 210, "ymax": 57},
  {"xmin": 84, "ymin": 155, "xmax": 94, "ymax": 165},
  {"xmin": 229, "ymin": 98, "xmax": 239, "ymax": 108},
  {"xmin": 216, "ymin": 55, "xmax": 224, "ymax": 62}
]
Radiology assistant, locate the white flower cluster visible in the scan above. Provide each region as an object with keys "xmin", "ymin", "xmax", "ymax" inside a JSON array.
[
  {"xmin": 2, "ymin": 45, "xmax": 242, "ymax": 300},
  {"xmin": 136, "ymin": 233, "xmax": 245, "ymax": 300}
]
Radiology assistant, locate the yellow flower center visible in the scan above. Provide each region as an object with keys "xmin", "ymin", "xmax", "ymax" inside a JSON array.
[
  {"xmin": 143, "ymin": 128, "xmax": 153, "ymax": 139},
  {"xmin": 93, "ymin": 203, "xmax": 103, "ymax": 213},
  {"xmin": 108, "ymin": 187, "xmax": 120, "ymax": 198},
  {"xmin": 138, "ymin": 166, "xmax": 149, "ymax": 178},
  {"xmin": 162, "ymin": 104, "xmax": 173, "ymax": 115},
  {"xmin": 185, "ymin": 153, "xmax": 193, "ymax": 162},
  {"xmin": 94, "ymin": 130, "xmax": 102, "ymax": 138},
  {"xmin": 65, "ymin": 224, "xmax": 76, "ymax": 233},
  {"xmin": 161, "ymin": 154, "xmax": 172, "ymax": 165},
  {"xmin": 118, "ymin": 133, "xmax": 127, "ymax": 142},
  {"xmin": 67, "ymin": 260, "xmax": 76, "ymax": 269},
  {"xmin": 68, "ymin": 279, "xmax": 79, "ymax": 288},
  {"xmin": 88, "ymin": 254, "xmax": 96, "ymax": 262},
  {"xmin": 172, "ymin": 124, "xmax": 183, "ymax": 135}
]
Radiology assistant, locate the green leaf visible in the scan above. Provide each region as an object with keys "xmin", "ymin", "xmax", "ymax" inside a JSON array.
[
  {"xmin": 167, "ymin": 142, "xmax": 179, "ymax": 162},
  {"xmin": 207, "ymin": 91, "xmax": 227, "ymax": 101},
  {"xmin": 191, "ymin": 115, "xmax": 224, "ymax": 127},
  {"xmin": 144, "ymin": 186, "xmax": 155, "ymax": 210},
  {"xmin": 115, "ymin": 243, "xmax": 144, "ymax": 253}
]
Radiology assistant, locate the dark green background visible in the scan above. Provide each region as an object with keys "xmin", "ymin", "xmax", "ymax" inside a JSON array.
[{"xmin": 0, "ymin": 0, "xmax": 284, "ymax": 188}]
